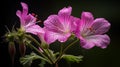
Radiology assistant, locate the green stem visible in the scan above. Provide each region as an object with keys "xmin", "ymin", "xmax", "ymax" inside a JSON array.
[
  {"xmin": 46, "ymin": 48, "xmax": 55, "ymax": 61},
  {"xmin": 63, "ymin": 39, "xmax": 79, "ymax": 54},
  {"xmin": 55, "ymin": 39, "xmax": 79, "ymax": 63},
  {"xmin": 60, "ymin": 44, "xmax": 63, "ymax": 57},
  {"xmin": 25, "ymin": 35, "xmax": 54, "ymax": 64},
  {"xmin": 25, "ymin": 35, "xmax": 41, "ymax": 48},
  {"xmin": 26, "ymin": 42, "xmax": 51, "ymax": 63}
]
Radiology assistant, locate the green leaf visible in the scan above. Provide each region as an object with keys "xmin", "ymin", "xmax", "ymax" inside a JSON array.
[
  {"xmin": 20, "ymin": 52, "xmax": 48, "ymax": 67},
  {"xmin": 39, "ymin": 60, "xmax": 46, "ymax": 67},
  {"xmin": 62, "ymin": 54, "xmax": 83, "ymax": 63}
]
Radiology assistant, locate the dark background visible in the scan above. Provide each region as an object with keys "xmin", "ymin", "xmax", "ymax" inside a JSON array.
[{"xmin": 0, "ymin": 0, "xmax": 120, "ymax": 67}]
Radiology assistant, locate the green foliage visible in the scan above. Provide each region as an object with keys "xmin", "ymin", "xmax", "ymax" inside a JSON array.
[
  {"xmin": 39, "ymin": 60, "xmax": 46, "ymax": 67},
  {"xmin": 62, "ymin": 54, "xmax": 83, "ymax": 63},
  {"xmin": 20, "ymin": 52, "xmax": 47, "ymax": 67},
  {"xmin": 44, "ymin": 49, "xmax": 59, "ymax": 61}
]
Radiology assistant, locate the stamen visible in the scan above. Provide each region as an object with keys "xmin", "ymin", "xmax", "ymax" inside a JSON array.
[
  {"xmin": 31, "ymin": 13, "xmax": 42, "ymax": 23},
  {"xmin": 35, "ymin": 15, "xmax": 38, "ymax": 18},
  {"xmin": 88, "ymin": 27, "xmax": 95, "ymax": 33},
  {"xmin": 31, "ymin": 13, "xmax": 36, "ymax": 16}
]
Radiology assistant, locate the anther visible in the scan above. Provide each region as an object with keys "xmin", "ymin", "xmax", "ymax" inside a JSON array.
[{"xmin": 31, "ymin": 13, "xmax": 42, "ymax": 23}]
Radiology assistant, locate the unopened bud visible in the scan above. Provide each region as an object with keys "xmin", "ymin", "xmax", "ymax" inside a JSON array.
[
  {"xmin": 19, "ymin": 43, "xmax": 26, "ymax": 56},
  {"xmin": 8, "ymin": 42, "xmax": 16, "ymax": 64},
  {"xmin": 39, "ymin": 47, "xmax": 43, "ymax": 52}
]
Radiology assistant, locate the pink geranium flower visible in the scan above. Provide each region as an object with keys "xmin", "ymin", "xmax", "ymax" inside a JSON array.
[
  {"xmin": 16, "ymin": 2, "xmax": 43, "ymax": 35},
  {"xmin": 75, "ymin": 12, "xmax": 111, "ymax": 49},
  {"xmin": 44, "ymin": 6, "xmax": 76, "ymax": 44}
]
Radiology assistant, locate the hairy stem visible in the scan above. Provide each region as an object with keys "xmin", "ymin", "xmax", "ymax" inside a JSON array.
[
  {"xmin": 26, "ymin": 42, "xmax": 51, "ymax": 63},
  {"xmin": 25, "ymin": 35, "xmax": 54, "ymax": 64}
]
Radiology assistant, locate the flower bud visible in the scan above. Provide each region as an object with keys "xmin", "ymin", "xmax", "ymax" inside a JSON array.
[
  {"xmin": 19, "ymin": 43, "xmax": 26, "ymax": 56},
  {"xmin": 39, "ymin": 47, "xmax": 43, "ymax": 52},
  {"xmin": 8, "ymin": 42, "xmax": 16, "ymax": 64}
]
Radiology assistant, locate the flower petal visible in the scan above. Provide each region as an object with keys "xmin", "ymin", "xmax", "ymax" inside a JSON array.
[
  {"xmin": 57, "ymin": 33, "xmax": 71, "ymax": 42},
  {"xmin": 74, "ymin": 18, "xmax": 81, "ymax": 37},
  {"xmin": 21, "ymin": 2, "xmax": 28, "ymax": 16},
  {"xmin": 44, "ymin": 15, "xmax": 64, "ymax": 33},
  {"xmin": 16, "ymin": 2, "xmax": 30, "ymax": 26},
  {"xmin": 16, "ymin": 10, "xmax": 22, "ymax": 19},
  {"xmin": 80, "ymin": 12, "xmax": 94, "ymax": 33},
  {"xmin": 24, "ymin": 14, "xmax": 36, "ymax": 26},
  {"xmin": 80, "ymin": 34, "xmax": 110, "ymax": 49},
  {"xmin": 16, "ymin": 10, "xmax": 25, "ymax": 25},
  {"xmin": 44, "ymin": 31, "xmax": 71, "ymax": 44},
  {"xmin": 92, "ymin": 18, "xmax": 111, "ymax": 34},
  {"xmin": 58, "ymin": 6, "xmax": 72, "ymax": 16},
  {"xmin": 44, "ymin": 31, "xmax": 59, "ymax": 44},
  {"xmin": 81, "ymin": 12, "xmax": 94, "ymax": 21},
  {"xmin": 26, "ymin": 25, "xmax": 44, "ymax": 35},
  {"xmin": 59, "ymin": 15, "xmax": 76, "ymax": 32}
]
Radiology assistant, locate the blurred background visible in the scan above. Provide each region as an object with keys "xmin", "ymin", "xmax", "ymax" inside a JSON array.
[{"xmin": 0, "ymin": 0, "xmax": 120, "ymax": 67}]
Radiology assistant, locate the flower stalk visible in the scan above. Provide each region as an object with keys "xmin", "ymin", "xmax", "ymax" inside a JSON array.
[
  {"xmin": 26, "ymin": 41, "xmax": 51, "ymax": 64},
  {"xmin": 25, "ymin": 34, "xmax": 54, "ymax": 64}
]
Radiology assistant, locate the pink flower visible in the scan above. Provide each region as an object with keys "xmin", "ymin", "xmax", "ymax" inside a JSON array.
[
  {"xmin": 16, "ymin": 2, "xmax": 43, "ymax": 35},
  {"xmin": 44, "ymin": 7, "xmax": 75, "ymax": 44},
  {"xmin": 44, "ymin": 6, "xmax": 76, "ymax": 44},
  {"xmin": 75, "ymin": 12, "xmax": 111, "ymax": 49}
]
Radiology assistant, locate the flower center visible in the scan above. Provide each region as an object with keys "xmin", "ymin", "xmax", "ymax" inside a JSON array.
[
  {"xmin": 64, "ymin": 29, "xmax": 69, "ymax": 34},
  {"xmin": 87, "ymin": 27, "xmax": 95, "ymax": 33},
  {"xmin": 81, "ymin": 27, "xmax": 95, "ymax": 37}
]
